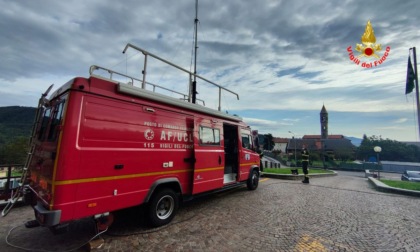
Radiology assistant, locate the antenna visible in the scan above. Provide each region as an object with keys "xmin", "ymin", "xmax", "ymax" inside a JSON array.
[{"xmin": 192, "ymin": 0, "xmax": 198, "ymax": 104}]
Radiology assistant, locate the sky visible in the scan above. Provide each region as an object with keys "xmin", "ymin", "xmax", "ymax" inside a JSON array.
[{"xmin": 1, "ymin": 0, "xmax": 420, "ymax": 142}]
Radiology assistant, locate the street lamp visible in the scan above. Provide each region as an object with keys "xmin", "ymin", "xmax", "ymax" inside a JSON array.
[
  {"xmin": 288, "ymin": 131, "xmax": 297, "ymax": 166},
  {"xmin": 374, "ymin": 146, "xmax": 382, "ymax": 179}
]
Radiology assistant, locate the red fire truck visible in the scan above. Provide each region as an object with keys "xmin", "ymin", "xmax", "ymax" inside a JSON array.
[{"xmin": 21, "ymin": 44, "xmax": 261, "ymax": 231}]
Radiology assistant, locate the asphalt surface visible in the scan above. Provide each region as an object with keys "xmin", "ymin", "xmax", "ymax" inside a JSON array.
[{"xmin": 1, "ymin": 171, "xmax": 419, "ymax": 252}]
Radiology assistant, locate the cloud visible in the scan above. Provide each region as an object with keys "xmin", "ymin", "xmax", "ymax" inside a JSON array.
[
  {"xmin": 393, "ymin": 118, "xmax": 408, "ymax": 124},
  {"xmin": 1, "ymin": 0, "xmax": 419, "ymax": 141}
]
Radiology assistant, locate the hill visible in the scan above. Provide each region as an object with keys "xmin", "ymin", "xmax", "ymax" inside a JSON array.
[
  {"xmin": 345, "ymin": 136, "xmax": 362, "ymax": 147},
  {"xmin": 0, "ymin": 106, "xmax": 36, "ymax": 147}
]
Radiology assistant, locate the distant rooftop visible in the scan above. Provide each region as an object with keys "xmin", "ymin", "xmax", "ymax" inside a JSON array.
[
  {"xmin": 273, "ymin": 137, "xmax": 289, "ymax": 143},
  {"xmin": 302, "ymin": 135, "xmax": 344, "ymax": 139}
]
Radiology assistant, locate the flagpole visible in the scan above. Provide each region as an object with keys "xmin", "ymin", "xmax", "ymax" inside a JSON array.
[{"xmin": 411, "ymin": 47, "xmax": 420, "ymax": 139}]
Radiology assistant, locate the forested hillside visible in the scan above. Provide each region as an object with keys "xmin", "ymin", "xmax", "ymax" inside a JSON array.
[{"xmin": 0, "ymin": 106, "xmax": 36, "ymax": 163}]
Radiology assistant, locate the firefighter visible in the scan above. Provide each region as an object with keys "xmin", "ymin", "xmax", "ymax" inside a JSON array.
[
  {"xmin": 259, "ymin": 150, "xmax": 264, "ymax": 174},
  {"xmin": 301, "ymin": 147, "xmax": 310, "ymax": 183}
]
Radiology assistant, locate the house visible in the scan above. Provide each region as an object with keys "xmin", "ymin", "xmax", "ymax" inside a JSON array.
[{"xmin": 273, "ymin": 137, "xmax": 288, "ymax": 153}]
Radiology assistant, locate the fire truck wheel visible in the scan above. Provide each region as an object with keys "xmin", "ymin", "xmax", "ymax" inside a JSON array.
[
  {"xmin": 147, "ymin": 188, "xmax": 179, "ymax": 227},
  {"xmin": 247, "ymin": 169, "xmax": 259, "ymax": 190}
]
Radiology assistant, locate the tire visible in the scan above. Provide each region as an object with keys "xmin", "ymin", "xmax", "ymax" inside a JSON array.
[
  {"xmin": 247, "ymin": 169, "xmax": 259, "ymax": 190},
  {"xmin": 147, "ymin": 188, "xmax": 178, "ymax": 227}
]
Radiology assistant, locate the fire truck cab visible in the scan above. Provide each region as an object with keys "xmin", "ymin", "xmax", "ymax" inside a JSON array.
[{"xmin": 24, "ymin": 44, "xmax": 261, "ymax": 230}]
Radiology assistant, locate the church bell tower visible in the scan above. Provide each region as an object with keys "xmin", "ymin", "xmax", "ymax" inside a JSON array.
[{"xmin": 320, "ymin": 105, "xmax": 328, "ymax": 139}]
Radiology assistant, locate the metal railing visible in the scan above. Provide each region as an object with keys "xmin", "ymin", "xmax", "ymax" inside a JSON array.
[
  {"xmin": 116, "ymin": 43, "xmax": 238, "ymax": 111},
  {"xmin": 0, "ymin": 164, "xmax": 24, "ymax": 201},
  {"xmin": 89, "ymin": 65, "xmax": 206, "ymax": 106}
]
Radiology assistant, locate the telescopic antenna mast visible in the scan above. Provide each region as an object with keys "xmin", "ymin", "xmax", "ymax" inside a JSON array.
[{"xmin": 192, "ymin": 0, "xmax": 199, "ymax": 104}]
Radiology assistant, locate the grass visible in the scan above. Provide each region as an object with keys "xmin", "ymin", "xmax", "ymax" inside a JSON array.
[
  {"xmin": 0, "ymin": 171, "xmax": 22, "ymax": 179},
  {"xmin": 263, "ymin": 168, "xmax": 334, "ymax": 175},
  {"xmin": 380, "ymin": 179, "xmax": 420, "ymax": 191}
]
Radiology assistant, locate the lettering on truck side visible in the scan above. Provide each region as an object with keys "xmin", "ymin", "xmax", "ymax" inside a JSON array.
[{"xmin": 143, "ymin": 121, "xmax": 194, "ymax": 149}]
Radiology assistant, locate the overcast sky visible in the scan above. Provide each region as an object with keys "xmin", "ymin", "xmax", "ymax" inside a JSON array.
[{"xmin": 1, "ymin": 0, "xmax": 420, "ymax": 141}]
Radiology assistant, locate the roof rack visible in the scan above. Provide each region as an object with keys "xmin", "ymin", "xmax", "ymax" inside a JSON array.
[
  {"xmin": 89, "ymin": 65, "xmax": 206, "ymax": 106},
  {"xmin": 120, "ymin": 43, "xmax": 239, "ymax": 111},
  {"xmin": 89, "ymin": 44, "xmax": 239, "ymax": 111}
]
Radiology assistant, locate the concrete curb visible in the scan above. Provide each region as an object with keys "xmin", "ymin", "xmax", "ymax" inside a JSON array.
[
  {"xmin": 368, "ymin": 177, "xmax": 420, "ymax": 197},
  {"xmin": 261, "ymin": 171, "xmax": 420, "ymax": 198},
  {"xmin": 261, "ymin": 170, "xmax": 337, "ymax": 180}
]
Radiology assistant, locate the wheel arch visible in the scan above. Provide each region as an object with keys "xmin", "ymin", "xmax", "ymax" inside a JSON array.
[
  {"xmin": 248, "ymin": 165, "xmax": 260, "ymax": 179},
  {"xmin": 144, "ymin": 178, "xmax": 182, "ymax": 204}
]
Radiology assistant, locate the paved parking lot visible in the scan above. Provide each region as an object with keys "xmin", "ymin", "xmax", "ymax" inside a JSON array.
[{"xmin": 1, "ymin": 171, "xmax": 419, "ymax": 251}]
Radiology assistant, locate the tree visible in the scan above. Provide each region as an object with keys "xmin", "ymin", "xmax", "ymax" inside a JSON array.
[
  {"xmin": 0, "ymin": 137, "xmax": 28, "ymax": 164},
  {"xmin": 0, "ymin": 106, "xmax": 35, "ymax": 150},
  {"xmin": 263, "ymin": 133, "xmax": 275, "ymax": 151},
  {"xmin": 334, "ymin": 148, "xmax": 355, "ymax": 162},
  {"xmin": 356, "ymin": 135, "xmax": 420, "ymax": 162}
]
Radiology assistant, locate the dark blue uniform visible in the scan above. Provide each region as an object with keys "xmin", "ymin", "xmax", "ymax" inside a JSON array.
[{"xmin": 301, "ymin": 148, "xmax": 309, "ymax": 183}]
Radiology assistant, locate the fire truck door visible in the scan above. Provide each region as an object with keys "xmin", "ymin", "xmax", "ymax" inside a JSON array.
[
  {"xmin": 192, "ymin": 123, "xmax": 224, "ymax": 194},
  {"xmin": 223, "ymin": 124, "xmax": 239, "ymax": 183}
]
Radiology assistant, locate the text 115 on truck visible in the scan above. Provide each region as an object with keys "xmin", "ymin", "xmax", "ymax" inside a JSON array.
[{"xmin": 23, "ymin": 43, "xmax": 262, "ymax": 232}]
